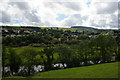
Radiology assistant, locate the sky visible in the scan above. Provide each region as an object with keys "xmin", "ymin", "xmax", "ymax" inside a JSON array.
[{"xmin": 0, "ymin": 0, "xmax": 119, "ymax": 29}]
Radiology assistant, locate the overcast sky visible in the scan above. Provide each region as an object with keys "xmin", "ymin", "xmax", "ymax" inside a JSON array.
[{"xmin": 0, "ymin": 0, "xmax": 119, "ymax": 29}]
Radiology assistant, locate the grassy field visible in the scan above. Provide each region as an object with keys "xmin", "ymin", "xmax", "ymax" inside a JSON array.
[
  {"xmin": 3, "ymin": 62, "xmax": 119, "ymax": 79},
  {"xmin": 5, "ymin": 62, "xmax": 120, "ymax": 78},
  {"xmin": 32, "ymin": 62, "xmax": 119, "ymax": 78},
  {"xmin": 12, "ymin": 47, "xmax": 43, "ymax": 54},
  {"xmin": 4, "ymin": 62, "xmax": 119, "ymax": 79}
]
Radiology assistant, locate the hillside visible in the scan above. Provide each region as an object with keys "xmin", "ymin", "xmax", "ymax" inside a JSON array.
[{"xmin": 71, "ymin": 26, "xmax": 98, "ymax": 31}]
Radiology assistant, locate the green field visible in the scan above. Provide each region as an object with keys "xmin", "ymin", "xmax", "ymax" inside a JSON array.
[
  {"xmin": 4, "ymin": 62, "xmax": 118, "ymax": 79},
  {"xmin": 32, "ymin": 62, "xmax": 119, "ymax": 78},
  {"xmin": 12, "ymin": 47, "xmax": 43, "ymax": 54}
]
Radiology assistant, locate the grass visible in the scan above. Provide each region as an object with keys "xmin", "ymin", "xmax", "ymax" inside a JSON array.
[
  {"xmin": 13, "ymin": 47, "xmax": 43, "ymax": 54},
  {"xmin": 32, "ymin": 62, "xmax": 119, "ymax": 78},
  {"xmin": 3, "ymin": 62, "xmax": 119, "ymax": 79}
]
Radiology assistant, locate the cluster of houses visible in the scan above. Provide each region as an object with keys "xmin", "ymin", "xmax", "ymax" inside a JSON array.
[{"xmin": 2, "ymin": 26, "xmax": 119, "ymax": 39}]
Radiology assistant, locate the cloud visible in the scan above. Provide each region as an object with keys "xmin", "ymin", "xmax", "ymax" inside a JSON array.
[
  {"xmin": 87, "ymin": 14, "xmax": 118, "ymax": 29},
  {"xmin": 25, "ymin": 10, "xmax": 41, "ymax": 22},
  {"xmin": 61, "ymin": 14, "xmax": 85, "ymax": 26},
  {"xmin": 57, "ymin": 2, "xmax": 81, "ymax": 11},
  {"xmin": 9, "ymin": 2, "xmax": 30, "ymax": 11},
  {"xmin": 0, "ymin": 11, "xmax": 11, "ymax": 23},
  {"xmin": 95, "ymin": 2, "xmax": 118, "ymax": 14},
  {"xmin": 0, "ymin": 0, "xmax": 119, "ymax": 29}
]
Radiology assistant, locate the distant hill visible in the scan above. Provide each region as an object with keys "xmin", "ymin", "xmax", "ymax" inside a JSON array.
[
  {"xmin": 71, "ymin": 26, "xmax": 119, "ymax": 31},
  {"xmin": 2, "ymin": 26, "xmax": 118, "ymax": 31},
  {"xmin": 71, "ymin": 26, "xmax": 98, "ymax": 31}
]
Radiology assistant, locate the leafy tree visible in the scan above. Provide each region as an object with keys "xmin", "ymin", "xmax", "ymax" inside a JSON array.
[
  {"xmin": 20, "ymin": 46, "xmax": 38, "ymax": 76},
  {"xmin": 57, "ymin": 44, "xmax": 72, "ymax": 68},
  {"xmin": 89, "ymin": 38, "xmax": 101, "ymax": 64},
  {"xmin": 69, "ymin": 45, "xmax": 81, "ymax": 67},
  {"xmin": 77, "ymin": 35, "xmax": 89, "ymax": 40},
  {"xmin": 2, "ymin": 46, "xmax": 6, "ymax": 77},
  {"xmin": 77, "ymin": 41, "xmax": 91, "ymax": 65},
  {"xmin": 8, "ymin": 48, "xmax": 21, "ymax": 75},
  {"xmin": 42, "ymin": 47, "xmax": 54, "ymax": 71},
  {"xmin": 115, "ymin": 32, "xmax": 120, "ymax": 61},
  {"xmin": 92, "ymin": 35, "xmax": 117, "ymax": 63}
]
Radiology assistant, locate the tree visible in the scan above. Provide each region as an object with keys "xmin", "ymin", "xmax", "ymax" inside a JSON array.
[
  {"xmin": 115, "ymin": 32, "xmax": 120, "ymax": 61},
  {"xmin": 69, "ymin": 45, "xmax": 81, "ymax": 67},
  {"xmin": 8, "ymin": 48, "xmax": 21, "ymax": 75},
  {"xmin": 42, "ymin": 47, "xmax": 54, "ymax": 71},
  {"xmin": 89, "ymin": 40, "xmax": 101, "ymax": 64},
  {"xmin": 2, "ymin": 46, "xmax": 6, "ymax": 77},
  {"xmin": 57, "ymin": 44, "xmax": 72, "ymax": 68},
  {"xmin": 20, "ymin": 46, "xmax": 38, "ymax": 76},
  {"xmin": 92, "ymin": 35, "xmax": 117, "ymax": 63},
  {"xmin": 77, "ymin": 41, "xmax": 91, "ymax": 65}
]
